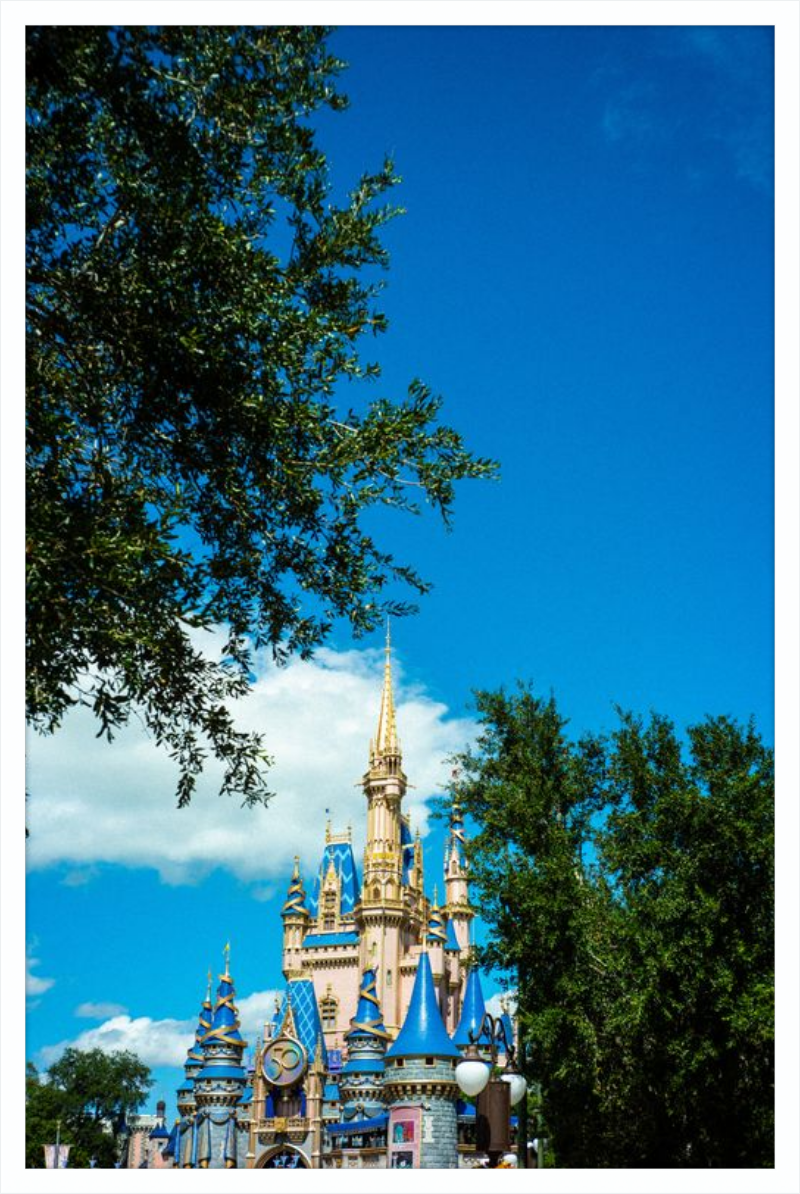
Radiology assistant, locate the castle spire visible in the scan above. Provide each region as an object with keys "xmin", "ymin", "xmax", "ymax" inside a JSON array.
[
  {"xmin": 385, "ymin": 952, "xmax": 459, "ymax": 1060},
  {"xmin": 371, "ymin": 618, "xmax": 399, "ymax": 763}
]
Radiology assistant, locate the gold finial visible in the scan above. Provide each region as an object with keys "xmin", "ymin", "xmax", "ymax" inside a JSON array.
[
  {"xmin": 206, "ymin": 969, "xmax": 213, "ymax": 1001},
  {"xmin": 292, "ymin": 855, "xmax": 300, "ymax": 879},
  {"xmin": 325, "ymin": 819, "xmax": 332, "ymax": 843},
  {"xmin": 223, "ymin": 941, "xmax": 231, "ymax": 977},
  {"xmin": 433, "ymin": 883, "xmax": 439, "ymax": 908}
]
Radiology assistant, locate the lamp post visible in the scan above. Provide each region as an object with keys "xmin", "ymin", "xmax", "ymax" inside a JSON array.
[{"xmin": 454, "ymin": 1013, "xmax": 527, "ymax": 1169}]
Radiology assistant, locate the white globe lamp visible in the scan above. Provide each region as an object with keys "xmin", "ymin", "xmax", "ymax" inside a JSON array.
[
  {"xmin": 501, "ymin": 1070, "xmax": 528, "ymax": 1107},
  {"xmin": 455, "ymin": 1057, "xmax": 491, "ymax": 1098}
]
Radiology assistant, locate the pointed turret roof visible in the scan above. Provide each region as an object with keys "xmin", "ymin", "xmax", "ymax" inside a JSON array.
[
  {"xmin": 446, "ymin": 797, "xmax": 466, "ymax": 867},
  {"xmin": 346, "ymin": 969, "xmax": 391, "ymax": 1042},
  {"xmin": 427, "ymin": 890, "xmax": 447, "ymax": 945},
  {"xmin": 386, "ymin": 952, "xmax": 459, "ymax": 1059},
  {"xmin": 452, "ymin": 968, "xmax": 491, "ymax": 1048},
  {"xmin": 185, "ymin": 974, "xmax": 213, "ymax": 1066},
  {"xmin": 444, "ymin": 916, "xmax": 460, "ymax": 951},
  {"xmin": 200, "ymin": 947, "xmax": 246, "ymax": 1048},
  {"xmin": 282, "ymin": 856, "xmax": 309, "ymax": 918},
  {"xmin": 370, "ymin": 620, "xmax": 400, "ymax": 764}
]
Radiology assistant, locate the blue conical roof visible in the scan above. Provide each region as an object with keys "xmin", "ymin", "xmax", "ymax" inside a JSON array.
[
  {"xmin": 386, "ymin": 953, "xmax": 459, "ymax": 1059},
  {"xmin": 346, "ymin": 969, "xmax": 390, "ymax": 1041},
  {"xmin": 162, "ymin": 1120, "xmax": 180, "ymax": 1159},
  {"xmin": 185, "ymin": 989, "xmax": 213, "ymax": 1067},
  {"xmin": 453, "ymin": 968, "xmax": 491, "ymax": 1048},
  {"xmin": 282, "ymin": 858, "xmax": 309, "ymax": 918},
  {"xmin": 201, "ymin": 973, "xmax": 245, "ymax": 1047},
  {"xmin": 499, "ymin": 1010, "xmax": 514, "ymax": 1053},
  {"xmin": 427, "ymin": 901, "xmax": 447, "ymax": 945}
]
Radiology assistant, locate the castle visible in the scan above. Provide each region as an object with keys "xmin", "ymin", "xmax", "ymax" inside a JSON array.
[{"xmin": 135, "ymin": 631, "xmax": 506, "ymax": 1169}]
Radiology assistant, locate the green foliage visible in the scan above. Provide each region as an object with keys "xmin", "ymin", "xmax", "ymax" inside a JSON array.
[
  {"xmin": 26, "ymin": 1049, "xmax": 153, "ymax": 1168},
  {"xmin": 455, "ymin": 686, "xmax": 774, "ymax": 1167},
  {"xmin": 26, "ymin": 26, "xmax": 496, "ymax": 807}
]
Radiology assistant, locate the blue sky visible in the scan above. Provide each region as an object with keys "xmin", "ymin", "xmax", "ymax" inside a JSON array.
[{"xmin": 24, "ymin": 24, "xmax": 775, "ymax": 1118}]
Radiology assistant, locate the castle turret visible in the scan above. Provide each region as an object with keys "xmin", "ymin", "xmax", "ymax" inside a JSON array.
[
  {"xmin": 383, "ymin": 952, "xmax": 460, "ymax": 1168},
  {"xmin": 339, "ymin": 968, "xmax": 390, "ymax": 1122},
  {"xmin": 426, "ymin": 887, "xmax": 447, "ymax": 1009},
  {"xmin": 176, "ymin": 975, "xmax": 213, "ymax": 1121},
  {"xmin": 444, "ymin": 797, "xmax": 473, "ymax": 954},
  {"xmin": 192, "ymin": 945, "xmax": 247, "ymax": 1168},
  {"xmin": 281, "ymin": 856, "xmax": 309, "ymax": 978}
]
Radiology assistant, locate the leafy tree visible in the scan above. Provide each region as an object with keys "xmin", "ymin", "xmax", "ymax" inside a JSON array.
[
  {"xmin": 26, "ymin": 26, "xmax": 496, "ymax": 807},
  {"xmin": 26, "ymin": 1049, "xmax": 153, "ymax": 1168},
  {"xmin": 455, "ymin": 686, "xmax": 774, "ymax": 1167}
]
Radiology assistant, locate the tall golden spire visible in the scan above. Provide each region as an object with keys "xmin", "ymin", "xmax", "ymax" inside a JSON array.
[{"xmin": 372, "ymin": 618, "xmax": 399, "ymax": 761}]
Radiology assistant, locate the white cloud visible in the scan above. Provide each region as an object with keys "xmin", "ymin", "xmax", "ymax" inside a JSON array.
[
  {"xmin": 26, "ymin": 642, "xmax": 476, "ymax": 886},
  {"xmin": 37, "ymin": 1014, "xmax": 195, "ymax": 1071},
  {"xmin": 38, "ymin": 987, "xmax": 282, "ymax": 1071},
  {"xmin": 26, "ymin": 946, "xmax": 55, "ymax": 999},
  {"xmin": 75, "ymin": 1001, "xmax": 129, "ymax": 1019}
]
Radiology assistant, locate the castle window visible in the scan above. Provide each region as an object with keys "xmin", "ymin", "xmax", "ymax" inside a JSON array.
[
  {"xmin": 425, "ymin": 1056, "xmax": 435, "ymax": 1066},
  {"xmin": 323, "ymin": 914, "xmax": 335, "ymax": 931},
  {"xmin": 321, "ymin": 996, "xmax": 338, "ymax": 1032}
]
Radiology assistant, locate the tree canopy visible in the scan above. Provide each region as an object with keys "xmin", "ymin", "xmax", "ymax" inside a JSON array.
[
  {"xmin": 26, "ymin": 1048, "xmax": 153, "ymax": 1168},
  {"xmin": 26, "ymin": 25, "xmax": 495, "ymax": 806},
  {"xmin": 455, "ymin": 686, "xmax": 774, "ymax": 1167}
]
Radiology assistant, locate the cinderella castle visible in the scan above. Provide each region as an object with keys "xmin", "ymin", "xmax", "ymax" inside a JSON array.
[{"xmin": 130, "ymin": 631, "xmax": 508, "ymax": 1170}]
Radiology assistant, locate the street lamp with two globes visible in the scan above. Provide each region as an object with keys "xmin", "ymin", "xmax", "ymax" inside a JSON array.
[{"xmin": 454, "ymin": 1012, "xmax": 527, "ymax": 1168}]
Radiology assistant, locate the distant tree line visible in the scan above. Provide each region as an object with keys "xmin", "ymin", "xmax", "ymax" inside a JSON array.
[{"xmin": 26, "ymin": 1048, "xmax": 152, "ymax": 1168}]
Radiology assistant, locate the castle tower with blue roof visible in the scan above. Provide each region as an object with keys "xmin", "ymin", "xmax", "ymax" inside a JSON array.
[
  {"xmin": 383, "ymin": 951, "xmax": 461, "ymax": 1168},
  {"xmin": 281, "ymin": 856, "xmax": 310, "ymax": 977},
  {"xmin": 191, "ymin": 946, "xmax": 248, "ymax": 1168},
  {"xmin": 176, "ymin": 976, "xmax": 212, "ymax": 1123},
  {"xmin": 339, "ymin": 968, "xmax": 391, "ymax": 1123}
]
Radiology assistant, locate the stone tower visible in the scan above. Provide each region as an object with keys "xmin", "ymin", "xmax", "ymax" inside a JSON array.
[
  {"xmin": 281, "ymin": 856, "xmax": 310, "ymax": 977},
  {"xmin": 383, "ymin": 952, "xmax": 460, "ymax": 1169}
]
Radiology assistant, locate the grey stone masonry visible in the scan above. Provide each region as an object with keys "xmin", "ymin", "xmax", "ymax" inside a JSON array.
[{"xmin": 384, "ymin": 1057, "xmax": 459, "ymax": 1169}]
